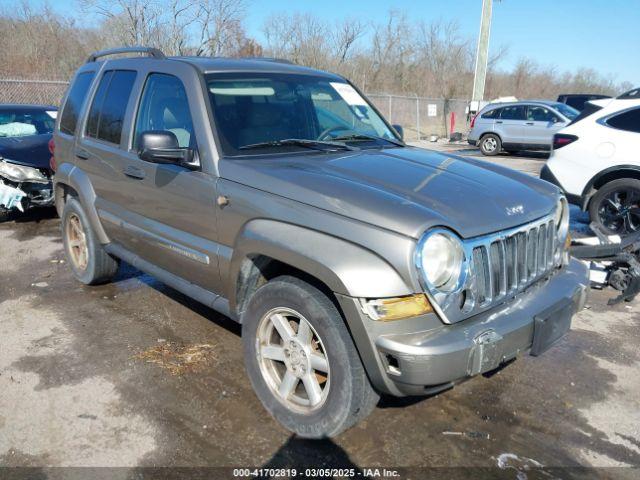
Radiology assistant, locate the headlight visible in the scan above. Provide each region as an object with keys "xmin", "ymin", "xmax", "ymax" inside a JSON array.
[
  {"xmin": 555, "ymin": 196, "xmax": 570, "ymax": 262},
  {"xmin": 555, "ymin": 197, "xmax": 570, "ymax": 240},
  {"xmin": 0, "ymin": 159, "xmax": 49, "ymax": 184},
  {"xmin": 416, "ymin": 229, "xmax": 465, "ymax": 292}
]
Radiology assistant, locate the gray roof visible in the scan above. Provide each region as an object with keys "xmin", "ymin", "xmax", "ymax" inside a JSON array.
[{"xmin": 170, "ymin": 56, "xmax": 343, "ymax": 79}]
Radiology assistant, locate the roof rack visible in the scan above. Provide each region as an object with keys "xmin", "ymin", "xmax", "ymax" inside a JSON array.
[
  {"xmin": 242, "ymin": 57, "xmax": 293, "ymax": 65},
  {"xmin": 86, "ymin": 47, "xmax": 166, "ymax": 63}
]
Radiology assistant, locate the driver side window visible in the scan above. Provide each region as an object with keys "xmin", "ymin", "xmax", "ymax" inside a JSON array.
[
  {"xmin": 527, "ymin": 106, "xmax": 556, "ymax": 122},
  {"xmin": 134, "ymin": 73, "xmax": 195, "ymax": 149}
]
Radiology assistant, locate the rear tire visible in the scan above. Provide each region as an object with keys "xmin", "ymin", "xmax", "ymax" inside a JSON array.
[
  {"xmin": 242, "ymin": 276, "xmax": 379, "ymax": 438},
  {"xmin": 589, "ymin": 179, "xmax": 640, "ymax": 236},
  {"xmin": 479, "ymin": 134, "xmax": 501, "ymax": 156},
  {"xmin": 62, "ymin": 197, "xmax": 119, "ymax": 285}
]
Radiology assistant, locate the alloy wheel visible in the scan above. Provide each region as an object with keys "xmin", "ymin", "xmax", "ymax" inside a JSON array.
[
  {"xmin": 598, "ymin": 188, "xmax": 640, "ymax": 235},
  {"xmin": 483, "ymin": 137, "xmax": 497, "ymax": 152},
  {"xmin": 256, "ymin": 307, "xmax": 330, "ymax": 413},
  {"xmin": 66, "ymin": 213, "xmax": 89, "ymax": 270}
]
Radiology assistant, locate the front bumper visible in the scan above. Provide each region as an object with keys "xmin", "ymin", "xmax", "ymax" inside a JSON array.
[
  {"xmin": 337, "ymin": 258, "xmax": 589, "ymax": 396},
  {"xmin": 0, "ymin": 177, "xmax": 53, "ymax": 211}
]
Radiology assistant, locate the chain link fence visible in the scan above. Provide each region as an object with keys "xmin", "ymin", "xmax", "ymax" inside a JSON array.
[
  {"xmin": 0, "ymin": 79, "xmax": 471, "ymax": 140},
  {"xmin": 0, "ymin": 79, "xmax": 69, "ymax": 106},
  {"xmin": 367, "ymin": 94, "xmax": 470, "ymax": 140}
]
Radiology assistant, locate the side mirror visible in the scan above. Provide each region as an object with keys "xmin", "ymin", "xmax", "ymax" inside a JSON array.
[
  {"xmin": 392, "ymin": 124, "xmax": 404, "ymax": 140},
  {"xmin": 137, "ymin": 130, "xmax": 193, "ymax": 165}
]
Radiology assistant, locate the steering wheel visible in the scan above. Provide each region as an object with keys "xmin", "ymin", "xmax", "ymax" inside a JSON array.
[{"xmin": 317, "ymin": 126, "xmax": 352, "ymax": 141}]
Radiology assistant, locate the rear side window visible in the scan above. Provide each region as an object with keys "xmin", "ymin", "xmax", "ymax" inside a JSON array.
[
  {"xmin": 86, "ymin": 70, "xmax": 137, "ymax": 145},
  {"xmin": 59, "ymin": 71, "xmax": 95, "ymax": 135},
  {"xmin": 606, "ymin": 108, "xmax": 640, "ymax": 133},
  {"xmin": 499, "ymin": 106, "xmax": 526, "ymax": 120}
]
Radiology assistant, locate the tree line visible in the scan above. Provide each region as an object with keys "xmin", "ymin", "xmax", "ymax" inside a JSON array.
[{"xmin": 0, "ymin": 0, "xmax": 631, "ymax": 101}]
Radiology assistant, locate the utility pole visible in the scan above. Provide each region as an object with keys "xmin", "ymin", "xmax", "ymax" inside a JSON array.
[{"xmin": 472, "ymin": 0, "xmax": 493, "ymax": 104}]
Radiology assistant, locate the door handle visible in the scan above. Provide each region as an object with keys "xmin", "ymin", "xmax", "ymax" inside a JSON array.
[
  {"xmin": 525, "ymin": 122, "xmax": 534, "ymax": 125},
  {"xmin": 123, "ymin": 165, "xmax": 146, "ymax": 180},
  {"xmin": 75, "ymin": 148, "xmax": 90, "ymax": 160},
  {"xmin": 496, "ymin": 120, "xmax": 503, "ymax": 124}
]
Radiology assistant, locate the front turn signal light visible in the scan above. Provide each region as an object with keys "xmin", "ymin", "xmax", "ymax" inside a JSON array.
[
  {"xmin": 565, "ymin": 232, "xmax": 572, "ymax": 250},
  {"xmin": 361, "ymin": 294, "xmax": 433, "ymax": 321}
]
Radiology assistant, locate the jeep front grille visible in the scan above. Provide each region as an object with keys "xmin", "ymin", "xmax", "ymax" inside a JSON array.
[
  {"xmin": 470, "ymin": 217, "xmax": 556, "ymax": 308},
  {"xmin": 424, "ymin": 213, "xmax": 561, "ymax": 324}
]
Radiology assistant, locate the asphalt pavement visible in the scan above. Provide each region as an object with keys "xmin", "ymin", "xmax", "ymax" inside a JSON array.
[{"xmin": 0, "ymin": 144, "xmax": 638, "ymax": 478}]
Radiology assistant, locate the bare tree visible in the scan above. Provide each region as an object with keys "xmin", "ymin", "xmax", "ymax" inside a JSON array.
[
  {"xmin": 332, "ymin": 19, "xmax": 366, "ymax": 64},
  {"xmin": 194, "ymin": 0, "xmax": 249, "ymax": 56},
  {"xmin": 81, "ymin": 0, "xmax": 164, "ymax": 47}
]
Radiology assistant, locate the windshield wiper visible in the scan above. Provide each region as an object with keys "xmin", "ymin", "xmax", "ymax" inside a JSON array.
[
  {"xmin": 331, "ymin": 133, "xmax": 405, "ymax": 147},
  {"xmin": 239, "ymin": 138, "xmax": 356, "ymax": 151}
]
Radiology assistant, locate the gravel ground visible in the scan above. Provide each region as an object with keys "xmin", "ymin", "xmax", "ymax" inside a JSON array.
[{"xmin": 0, "ymin": 144, "xmax": 638, "ymax": 478}]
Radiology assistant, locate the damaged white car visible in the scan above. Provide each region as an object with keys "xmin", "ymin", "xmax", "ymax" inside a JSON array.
[{"xmin": 0, "ymin": 104, "xmax": 57, "ymax": 221}]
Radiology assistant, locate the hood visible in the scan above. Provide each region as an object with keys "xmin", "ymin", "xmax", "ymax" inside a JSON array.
[
  {"xmin": 220, "ymin": 147, "xmax": 559, "ymax": 239},
  {"xmin": 0, "ymin": 134, "xmax": 52, "ymax": 171}
]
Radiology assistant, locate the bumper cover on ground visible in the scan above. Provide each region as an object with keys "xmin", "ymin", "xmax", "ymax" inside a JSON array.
[{"xmin": 374, "ymin": 258, "xmax": 589, "ymax": 394}]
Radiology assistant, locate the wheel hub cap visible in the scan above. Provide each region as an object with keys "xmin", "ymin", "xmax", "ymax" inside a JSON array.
[{"xmin": 284, "ymin": 339, "xmax": 309, "ymax": 378}]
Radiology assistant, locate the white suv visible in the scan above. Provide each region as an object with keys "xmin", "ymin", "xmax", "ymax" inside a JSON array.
[{"xmin": 541, "ymin": 88, "xmax": 640, "ymax": 235}]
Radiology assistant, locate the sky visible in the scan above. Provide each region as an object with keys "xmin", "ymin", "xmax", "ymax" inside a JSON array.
[{"xmin": 9, "ymin": 0, "xmax": 640, "ymax": 84}]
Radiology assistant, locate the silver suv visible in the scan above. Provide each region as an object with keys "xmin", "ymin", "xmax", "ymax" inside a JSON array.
[
  {"xmin": 53, "ymin": 47, "xmax": 588, "ymax": 438},
  {"xmin": 468, "ymin": 101, "xmax": 579, "ymax": 156}
]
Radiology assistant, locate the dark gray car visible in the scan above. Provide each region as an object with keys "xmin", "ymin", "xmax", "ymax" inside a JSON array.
[
  {"xmin": 53, "ymin": 47, "xmax": 589, "ymax": 438},
  {"xmin": 468, "ymin": 101, "xmax": 579, "ymax": 156}
]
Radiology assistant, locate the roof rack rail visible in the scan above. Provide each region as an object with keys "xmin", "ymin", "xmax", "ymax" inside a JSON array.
[
  {"xmin": 86, "ymin": 46, "xmax": 166, "ymax": 63},
  {"xmin": 243, "ymin": 57, "xmax": 293, "ymax": 65}
]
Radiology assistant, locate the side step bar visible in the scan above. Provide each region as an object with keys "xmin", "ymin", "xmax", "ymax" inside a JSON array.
[{"xmin": 105, "ymin": 243, "xmax": 238, "ymax": 322}]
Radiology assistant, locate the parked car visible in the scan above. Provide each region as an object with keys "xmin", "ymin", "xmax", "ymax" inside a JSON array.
[
  {"xmin": 542, "ymin": 88, "xmax": 640, "ymax": 236},
  {"xmin": 54, "ymin": 47, "xmax": 588, "ymax": 438},
  {"xmin": 557, "ymin": 93, "xmax": 611, "ymax": 112},
  {"xmin": 0, "ymin": 104, "xmax": 57, "ymax": 220},
  {"xmin": 468, "ymin": 101, "xmax": 580, "ymax": 156}
]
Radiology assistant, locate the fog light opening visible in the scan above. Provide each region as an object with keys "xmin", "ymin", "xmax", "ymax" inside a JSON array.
[{"xmin": 385, "ymin": 354, "xmax": 401, "ymax": 376}]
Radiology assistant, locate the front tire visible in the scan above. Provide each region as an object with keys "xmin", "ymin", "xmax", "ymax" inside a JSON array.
[
  {"xmin": 479, "ymin": 133, "xmax": 501, "ymax": 156},
  {"xmin": 589, "ymin": 179, "xmax": 640, "ymax": 236},
  {"xmin": 242, "ymin": 276, "xmax": 379, "ymax": 438},
  {"xmin": 62, "ymin": 197, "xmax": 119, "ymax": 284}
]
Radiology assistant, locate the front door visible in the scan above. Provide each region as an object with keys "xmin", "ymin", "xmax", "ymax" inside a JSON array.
[
  {"xmin": 524, "ymin": 105, "xmax": 567, "ymax": 147},
  {"xmin": 118, "ymin": 71, "xmax": 222, "ymax": 294}
]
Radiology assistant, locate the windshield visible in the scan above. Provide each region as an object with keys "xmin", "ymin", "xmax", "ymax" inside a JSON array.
[
  {"xmin": 0, "ymin": 108, "xmax": 56, "ymax": 138},
  {"xmin": 206, "ymin": 73, "xmax": 398, "ymax": 155},
  {"xmin": 554, "ymin": 103, "xmax": 579, "ymax": 120}
]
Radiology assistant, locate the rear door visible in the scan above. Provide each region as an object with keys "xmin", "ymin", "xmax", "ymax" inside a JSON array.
[
  {"xmin": 55, "ymin": 66, "xmax": 97, "ymax": 174},
  {"xmin": 74, "ymin": 66, "xmax": 140, "ymax": 250},
  {"xmin": 524, "ymin": 105, "xmax": 566, "ymax": 147},
  {"xmin": 495, "ymin": 105, "xmax": 526, "ymax": 145}
]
